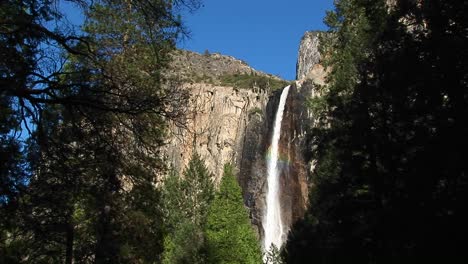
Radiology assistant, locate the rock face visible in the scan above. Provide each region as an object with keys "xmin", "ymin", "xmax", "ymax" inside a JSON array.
[
  {"xmin": 168, "ymin": 50, "xmax": 284, "ymax": 84},
  {"xmin": 278, "ymin": 83, "xmax": 314, "ymax": 228},
  {"xmin": 296, "ymin": 31, "xmax": 329, "ymax": 90},
  {"xmin": 162, "ymin": 50, "xmax": 283, "ymax": 182},
  {"xmin": 170, "ymin": 50, "xmax": 256, "ymax": 78},
  {"xmin": 162, "ymin": 83, "xmax": 269, "ymax": 184},
  {"xmin": 296, "ymin": 31, "xmax": 322, "ymax": 80}
]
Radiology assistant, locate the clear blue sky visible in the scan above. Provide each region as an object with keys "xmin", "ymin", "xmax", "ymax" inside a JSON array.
[
  {"xmin": 60, "ymin": 0, "xmax": 335, "ymax": 80},
  {"xmin": 178, "ymin": 0, "xmax": 334, "ymax": 80}
]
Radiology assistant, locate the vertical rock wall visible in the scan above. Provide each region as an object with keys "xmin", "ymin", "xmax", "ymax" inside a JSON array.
[
  {"xmin": 162, "ymin": 83, "xmax": 269, "ymax": 184},
  {"xmin": 296, "ymin": 31, "xmax": 322, "ymax": 80}
]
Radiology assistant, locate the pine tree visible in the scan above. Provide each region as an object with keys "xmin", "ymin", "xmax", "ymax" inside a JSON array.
[
  {"xmin": 161, "ymin": 153, "xmax": 214, "ymax": 264},
  {"xmin": 205, "ymin": 164, "xmax": 262, "ymax": 264}
]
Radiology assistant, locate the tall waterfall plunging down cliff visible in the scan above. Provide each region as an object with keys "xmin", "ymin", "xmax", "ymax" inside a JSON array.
[{"xmin": 263, "ymin": 85, "xmax": 291, "ymax": 252}]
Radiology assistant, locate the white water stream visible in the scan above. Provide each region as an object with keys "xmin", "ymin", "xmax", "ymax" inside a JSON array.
[{"xmin": 263, "ymin": 85, "xmax": 290, "ymax": 252}]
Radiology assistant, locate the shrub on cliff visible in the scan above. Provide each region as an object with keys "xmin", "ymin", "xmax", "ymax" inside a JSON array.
[{"xmin": 220, "ymin": 74, "xmax": 289, "ymax": 91}]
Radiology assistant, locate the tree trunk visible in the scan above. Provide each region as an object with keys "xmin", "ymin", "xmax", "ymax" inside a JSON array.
[
  {"xmin": 95, "ymin": 207, "xmax": 112, "ymax": 264},
  {"xmin": 65, "ymin": 222, "xmax": 74, "ymax": 264}
]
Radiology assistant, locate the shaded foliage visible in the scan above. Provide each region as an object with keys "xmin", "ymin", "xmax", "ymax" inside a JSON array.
[
  {"xmin": 286, "ymin": 0, "xmax": 468, "ymax": 263},
  {"xmin": 1, "ymin": 0, "xmax": 199, "ymax": 262}
]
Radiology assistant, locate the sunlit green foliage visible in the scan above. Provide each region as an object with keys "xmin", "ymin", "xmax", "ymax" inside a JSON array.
[
  {"xmin": 161, "ymin": 153, "xmax": 214, "ymax": 264},
  {"xmin": 205, "ymin": 164, "xmax": 262, "ymax": 264}
]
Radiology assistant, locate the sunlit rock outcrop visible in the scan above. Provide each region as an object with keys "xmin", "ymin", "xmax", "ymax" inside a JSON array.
[
  {"xmin": 162, "ymin": 83, "xmax": 269, "ymax": 184},
  {"xmin": 296, "ymin": 31, "xmax": 328, "ymax": 86}
]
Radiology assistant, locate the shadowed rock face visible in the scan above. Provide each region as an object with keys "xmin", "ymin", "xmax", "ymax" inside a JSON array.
[
  {"xmin": 279, "ymin": 84, "xmax": 312, "ymax": 230},
  {"xmin": 238, "ymin": 30, "xmax": 327, "ymax": 238}
]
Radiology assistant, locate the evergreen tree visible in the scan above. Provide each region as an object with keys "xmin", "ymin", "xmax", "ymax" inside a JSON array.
[
  {"xmin": 1, "ymin": 0, "xmax": 200, "ymax": 262},
  {"xmin": 264, "ymin": 244, "xmax": 284, "ymax": 264},
  {"xmin": 286, "ymin": 0, "xmax": 468, "ymax": 263},
  {"xmin": 161, "ymin": 153, "xmax": 214, "ymax": 264},
  {"xmin": 205, "ymin": 164, "xmax": 262, "ymax": 264},
  {"xmin": 0, "ymin": 96, "xmax": 28, "ymax": 263}
]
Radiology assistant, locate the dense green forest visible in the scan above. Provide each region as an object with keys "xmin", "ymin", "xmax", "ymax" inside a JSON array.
[
  {"xmin": 1, "ymin": 0, "xmax": 467, "ymax": 263},
  {"xmin": 286, "ymin": 0, "xmax": 467, "ymax": 263},
  {"xmin": 0, "ymin": 0, "xmax": 260, "ymax": 263}
]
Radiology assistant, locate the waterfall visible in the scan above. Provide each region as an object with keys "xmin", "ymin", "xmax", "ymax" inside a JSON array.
[{"xmin": 263, "ymin": 85, "xmax": 290, "ymax": 253}]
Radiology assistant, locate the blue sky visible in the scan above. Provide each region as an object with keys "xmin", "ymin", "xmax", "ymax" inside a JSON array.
[
  {"xmin": 60, "ymin": 0, "xmax": 335, "ymax": 80},
  {"xmin": 178, "ymin": 0, "xmax": 334, "ymax": 80}
]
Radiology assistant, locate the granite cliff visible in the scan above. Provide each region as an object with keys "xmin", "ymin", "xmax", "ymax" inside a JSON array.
[
  {"xmin": 162, "ymin": 82, "xmax": 269, "ymax": 184},
  {"xmin": 162, "ymin": 32, "xmax": 325, "ymax": 235},
  {"xmin": 162, "ymin": 50, "xmax": 287, "ymax": 182},
  {"xmin": 296, "ymin": 31, "xmax": 328, "ymax": 86}
]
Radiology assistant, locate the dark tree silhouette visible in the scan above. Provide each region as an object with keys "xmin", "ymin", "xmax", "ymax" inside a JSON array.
[{"xmin": 286, "ymin": 0, "xmax": 468, "ymax": 263}]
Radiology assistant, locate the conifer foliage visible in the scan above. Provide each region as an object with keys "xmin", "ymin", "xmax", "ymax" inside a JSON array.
[
  {"xmin": 286, "ymin": 0, "xmax": 468, "ymax": 263},
  {"xmin": 205, "ymin": 164, "xmax": 263, "ymax": 264},
  {"xmin": 161, "ymin": 153, "xmax": 214, "ymax": 264},
  {"xmin": 1, "ymin": 0, "xmax": 200, "ymax": 263}
]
